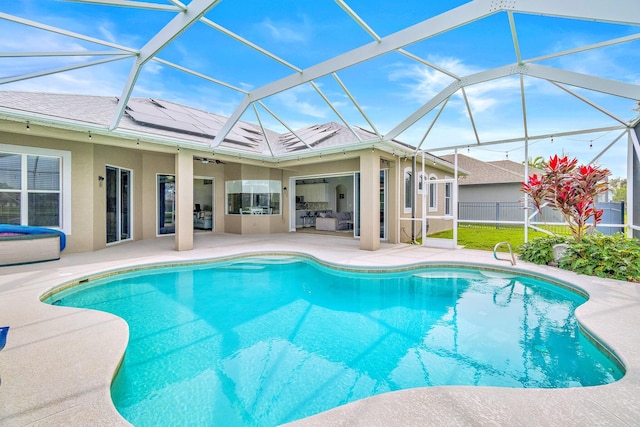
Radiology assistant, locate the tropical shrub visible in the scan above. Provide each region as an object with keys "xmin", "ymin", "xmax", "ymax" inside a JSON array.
[
  {"xmin": 558, "ymin": 234, "xmax": 640, "ymax": 283},
  {"xmin": 519, "ymin": 235, "xmax": 569, "ymax": 265},
  {"xmin": 521, "ymin": 155, "xmax": 610, "ymax": 240},
  {"xmin": 519, "ymin": 233, "xmax": 640, "ymax": 283}
]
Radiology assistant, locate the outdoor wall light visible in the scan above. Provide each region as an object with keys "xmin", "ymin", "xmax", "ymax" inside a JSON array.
[{"xmin": 98, "ymin": 176, "xmax": 105, "ymax": 182}]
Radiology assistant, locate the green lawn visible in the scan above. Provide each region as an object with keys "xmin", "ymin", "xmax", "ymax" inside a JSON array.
[{"xmin": 427, "ymin": 226, "xmax": 554, "ymax": 252}]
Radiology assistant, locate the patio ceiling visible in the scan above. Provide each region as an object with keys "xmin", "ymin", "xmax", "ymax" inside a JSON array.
[{"xmin": 1, "ymin": 0, "xmax": 640, "ymax": 163}]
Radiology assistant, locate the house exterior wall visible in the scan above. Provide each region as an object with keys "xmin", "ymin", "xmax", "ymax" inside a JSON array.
[
  {"xmin": 1, "ymin": 122, "xmax": 457, "ymax": 253},
  {"xmin": 0, "ymin": 129, "xmax": 95, "ymax": 253},
  {"xmin": 360, "ymin": 150, "xmax": 380, "ymax": 250},
  {"xmin": 396, "ymin": 156, "xmax": 453, "ymax": 241},
  {"xmin": 94, "ymin": 144, "xmax": 145, "ymax": 249},
  {"xmin": 458, "ymin": 183, "xmax": 523, "ymax": 203},
  {"xmin": 141, "ymin": 152, "xmax": 174, "ymax": 240}
]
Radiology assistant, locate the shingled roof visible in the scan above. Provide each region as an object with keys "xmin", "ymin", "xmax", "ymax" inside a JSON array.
[
  {"xmin": 440, "ymin": 154, "xmax": 542, "ymax": 185},
  {"xmin": 0, "ymin": 91, "xmax": 377, "ymax": 156}
]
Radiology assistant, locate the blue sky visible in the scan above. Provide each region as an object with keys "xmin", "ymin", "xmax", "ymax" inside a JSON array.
[{"xmin": 1, "ymin": 0, "xmax": 639, "ymax": 177}]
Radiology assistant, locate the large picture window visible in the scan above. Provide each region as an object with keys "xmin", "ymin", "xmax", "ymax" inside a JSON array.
[
  {"xmin": 0, "ymin": 147, "xmax": 69, "ymax": 230},
  {"xmin": 226, "ymin": 180, "xmax": 281, "ymax": 215}
]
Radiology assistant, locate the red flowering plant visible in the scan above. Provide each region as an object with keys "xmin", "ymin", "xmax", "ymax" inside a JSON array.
[{"xmin": 521, "ymin": 155, "xmax": 610, "ymax": 240}]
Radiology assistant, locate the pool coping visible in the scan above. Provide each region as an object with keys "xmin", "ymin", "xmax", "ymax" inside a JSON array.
[{"xmin": 1, "ymin": 233, "xmax": 639, "ymax": 426}]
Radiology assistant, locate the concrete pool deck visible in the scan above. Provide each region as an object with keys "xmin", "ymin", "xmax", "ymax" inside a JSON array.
[{"xmin": 1, "ymin": 232, "xmax": 639, "ymax": 426}]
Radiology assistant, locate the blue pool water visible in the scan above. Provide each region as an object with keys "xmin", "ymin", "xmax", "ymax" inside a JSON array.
[{"xmin": 46, "ymin": 257, "xmax": 623, "ymax": 426}]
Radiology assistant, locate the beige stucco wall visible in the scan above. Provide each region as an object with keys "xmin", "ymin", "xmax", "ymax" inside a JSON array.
[
  {"xmin": 359, "ymin": 150, "xmax": 381, "ymax": 250},
  {"xmin": 0, "ymin": 129, "xmax": 95, "ymax": 253},
  {"xmin": 141, "ymin": 152, "xmax": 174, "ymax": 240},
  {"xmin": 94, "ymin": 144, "xmax": 144, "ymax": 250},
  {"xmin": 1, "ymin": 121, "xmax": 458, "ymax": 253}
]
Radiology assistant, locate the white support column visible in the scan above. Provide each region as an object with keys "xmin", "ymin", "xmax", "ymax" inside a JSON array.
[
  {"xmin": 421, "ymin": 152, "xmax": 427, "ymax": 243},
  {"xmin": 175, "ymin": 149, "xmax": 194, "ymax": 251},
  {"xmin": 360, "ymin": 150, "xmax": 380, "ymax": 251},
  {"xmin": 453, "ymin": 149, "xmax": 459, "ymax": 247},
  {"xmin": 627, "ymin": 132, "xmax": 634, "ymax": 238},
  {"xmin": 629, "ymin": 128, "xmax": 640, "ymax": 239},
  {"xmin": 524, "ymin": 139, "xmax": 529, "ymax": 243}
]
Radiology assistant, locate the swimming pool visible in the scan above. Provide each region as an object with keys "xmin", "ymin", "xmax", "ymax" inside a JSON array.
[{"xmin": 45, "ymin": 256, "xmax": 623, "ymax": 426}]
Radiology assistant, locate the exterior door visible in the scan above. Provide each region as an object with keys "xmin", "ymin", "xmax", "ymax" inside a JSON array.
[
  {"xmin": 106, "ymin": 166, "xmax": 131, "ymax": 244},
  {"xmin": 158, "ymin": 174, "xmax": 176, "ymax": 235},
  {"xmin": 354, "ymin": 170, "xmax": 387, "ymax": 240}
]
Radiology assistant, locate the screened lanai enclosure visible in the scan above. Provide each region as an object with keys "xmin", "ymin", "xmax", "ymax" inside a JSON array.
[{"xmin": 1, "ymin": 0, "xmax": 639, "ymax": 244}]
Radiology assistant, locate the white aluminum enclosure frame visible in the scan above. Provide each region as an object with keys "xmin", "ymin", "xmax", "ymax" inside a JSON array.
[{"xmin": 1, "ymin": 0, "xmax": 639, "ymax": 236}]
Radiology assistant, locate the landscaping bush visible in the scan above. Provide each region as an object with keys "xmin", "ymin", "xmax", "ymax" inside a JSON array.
[
  {"xmin": 558, "ymin": 234, "xmax": 640, "ymax": 283},
  {"xmin": 519, "ymin": 233, "xmax": 640, "ymax": 283},
  {"xmin": 518, "ymin": 235, "xmax": 569, "ymax": 265}
]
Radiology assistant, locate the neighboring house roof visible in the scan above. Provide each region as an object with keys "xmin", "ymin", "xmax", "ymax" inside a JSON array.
[
  {"xmin": 487, "ymin": 159, "xmax": 537, "ymax": 176},
  {"xmin": 440, "ymin": 154, "xmax": 542, "ymax": 185},
  {"xmin": 0, "ymin": 91, "xmax": 438, "ymax": 161}
]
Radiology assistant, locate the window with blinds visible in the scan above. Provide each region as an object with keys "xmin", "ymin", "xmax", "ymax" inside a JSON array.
[{"xmin": 0, "ymin": 152, "xmax": 61, "ymax": 227}]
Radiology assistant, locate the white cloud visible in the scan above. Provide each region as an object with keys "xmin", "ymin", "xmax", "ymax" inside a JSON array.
[
  {"xmin": 3, "ymin": 65, "xmax": 125, "ymax": 96},
  {"xmin": 98, "ymin": 24, "xmax": 117, "ymax": 44},
  {"xmin": 388, "ymin": 56, "xmax": 522, "ymax": 118},
  {"xmin": 259, "ymin": 16, "xmax": 309, "ymax": 43},
  {"xmin": 272, "ymin": 85, "xmax": 329, "ymax": 119},
  {"xmin": 238, "ymin": 81, "xmax": 255, "ymax": 91},
  {"xmin": 388, "ymin": 58, "xmax": 459, "ymax": 100},
  {"xmin": 142, "ymin": 61, "xmax": 163, "ymax": 75}
]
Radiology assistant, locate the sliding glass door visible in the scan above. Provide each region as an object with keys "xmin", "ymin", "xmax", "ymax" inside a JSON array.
[
  {"xmin": 157, "ymin": 174, "xmax": 176, "ymax": 235},
  {"xmin": 354, "ymin": 169, "xmax": 387, "ymax": 240},
  {"xmin": 106, "ymin": 166, "xmax": 131, "ymax": 244}
]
